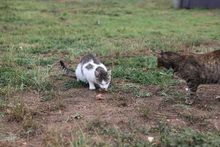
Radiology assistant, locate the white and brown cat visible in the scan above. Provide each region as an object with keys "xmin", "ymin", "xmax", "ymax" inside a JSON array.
[{"xmin": 60, "ymin": 54, "xmax": 111, "ymax": 91}]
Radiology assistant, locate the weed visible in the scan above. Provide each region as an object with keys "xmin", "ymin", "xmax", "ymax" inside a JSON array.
[
  {"xmin": 164, "ymin": 90, "xmax": 187, "ymax": 102},
  {"xmin": 62, "ymin": 79, "xmax": 87, "ymax": 91},
  {"xmin": 43, "ymin": 129, "xmax": 67, "ymax": 147},
  {"xmin": 179, "ymin": 112, "xmax": 206, "ymax": 124},
  {"xmin": 55, "ymin": 100, "xmax": 66, "ymax": 110},
  {"xmin": 41, "ymin": 90, "xmax": 56, "ymax": 102},
  {"xmin": 43, "ymin": 81, "xmax": 54, "ymax": 91},
  {"xmin": 159, "ymin": 116, "xmax": 169, "ymax": 133},
  {"xmin": 137, "ymin": 107, "xmax": 152, "ymax": 119},
  {"xmin": 0, "ymin": 112, "xmax": 5, "ymax": 118},
  {"xmin": 70, "ymin": 131, "xmax": 90, "ymax": 147},
  {"xmin": 22, "ymin": 114, "xmax": 39, "ymax": 131},
  {"xmin": 173, "ymin": 104, "xmax": 191, "ymax": 110},
  {"xmin": 22, "ymin": 128, "xmax": 32, "ymax": 141},
  {"xmin": 42, "ymin": 95, "xmax": 53, "ymax": 102},
  {"xmin": 72, "ymin": 113, "xmax": 83, "ymax": 120},
  {"xmin": 5, "ymin": 97, "xmax": 40, "ymax": 133},
  {"xmin": 87, "ymin": 120, "xmax": 108, "ymax": 132},
  {"xmin": 197, "ymin": 105, "xmax": 218, "ymax": 111},
  {"xmin": 111, "ymin": 92, "xmax": 128, "ymax": 102},
  {"xmin": 0, "ymin": 132, "xmax": 17, "ymax": 141},
  {"xmin": 134, "ymin": 92, "xmax": 153, "ymax": 98},
  {"xmin": 7, "ymin": 100, "xmax": 26, "ymax": 122},
  {"xmin": 109, "ymin": 82, "xmax": 141, "ymax": 93}
]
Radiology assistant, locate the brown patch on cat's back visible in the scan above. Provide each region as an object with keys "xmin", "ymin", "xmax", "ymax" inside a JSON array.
[
  {"xmin": 182, "ymin": 50, "xmax": 220, "ymax": 65},
  {"xmin": 208, "ymin": 50, "xmax": 220, "ymax": 59},
  {"xmin": 195, "ymin": 50, "xmax": 220, "ymax": 64},
  {"xmin": 85, "ymin": 64, "xmax": 93, "ymax": 70},
  {"xmin": 179, "ymin": 54, "xmax": 198, "ymax": 65}
]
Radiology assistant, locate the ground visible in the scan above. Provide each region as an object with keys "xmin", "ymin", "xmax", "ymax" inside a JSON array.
[
  {"xmin": 1, "ymin": 55, "xmax": 220, "ymax": 146},
  {"xmin": 0, "ymin": 0, "xmax": 220, "ymax": 146}
]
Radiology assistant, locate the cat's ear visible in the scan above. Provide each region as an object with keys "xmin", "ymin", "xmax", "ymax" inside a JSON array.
[
  {"xmin": 159, "ymin": 50, "xmax": 165, "ymax": 55},
  {"xmin": 155, "ymin": 50, "xmax": 164, "ymax": 58},
  {"xmin": 155, "ymin": 53, "xmax": 161, "ymax": 58},
  {"xmin": 107, "ymin": 70, "xmax": 111, "ymax": 76},
  {"xmin": 95, "ymin": 70, "xmax": 100, "ymax": 77}
]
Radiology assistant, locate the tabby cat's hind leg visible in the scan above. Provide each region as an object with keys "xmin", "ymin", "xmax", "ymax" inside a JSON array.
[
  {"xmin": 185, "ymin": 95, "xmax": 198, "ymax": 105},
  {"xmin": 185, "ymin": 82, "xmax": 199, "ymax": 105}
]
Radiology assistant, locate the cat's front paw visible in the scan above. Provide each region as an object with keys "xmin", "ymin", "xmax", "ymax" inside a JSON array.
[
  {"xmin": 88, "ymin": 82, "xmax": 96, "ymax": 90},
  {"xmin": 89, "ymin": 86, "xmax": 96, "ymax": 90},
  {"xmin": 89, "ymin": 87, "xmax": 96, "ymax": 90}
]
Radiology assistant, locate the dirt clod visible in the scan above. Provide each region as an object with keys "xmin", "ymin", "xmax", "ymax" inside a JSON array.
[{"xmin": 95, "ymin": 94, "xmax": 105, "ymax": 100}]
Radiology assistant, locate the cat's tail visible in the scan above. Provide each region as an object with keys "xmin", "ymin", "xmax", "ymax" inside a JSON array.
[{"xmin": 60, "ymin": 61, "xmax": 75, "ymax": 75}]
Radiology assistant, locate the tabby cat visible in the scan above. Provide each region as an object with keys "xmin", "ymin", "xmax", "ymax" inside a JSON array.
[
  {"xmin": 157, "ymin": 50, "xmax": 220, "ymax": 104},
  {"xmin": 60, "ymin": 54, "xmax": 111, "ymax": 91}
]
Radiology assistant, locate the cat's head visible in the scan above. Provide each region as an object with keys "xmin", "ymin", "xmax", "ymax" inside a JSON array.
[
  {"xmin": 95, "ymin": 68, "xmax": 111, "ymax": 91},
  {"xmin": 156, "ymin": 50, "xmax": 180, "ymax": 70}
]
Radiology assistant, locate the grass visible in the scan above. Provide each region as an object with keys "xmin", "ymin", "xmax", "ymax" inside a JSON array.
[
  {"xmin": 61, "ymin": 79, "xmax": 87, "ymax": 91},
  {"xmin": 111, "ymin": 56, "xmax": 177, "ymax": 86},
  {"xmin": 84, "ymin": 118, "xmax": 220, "ymax": 146},
  {"xmin": 86, "ymin": 120, "xmax": 152, "ymax": 146},
  {"xmin": 0, "ymin": 0, "xmax": 220, "ymax": 146},
  {"xmin": 173, "ymin": 104, "xmax": 191, "ymax": 110},
  {"xmin": 179, "ymin": 112, "xmax": 207, "ymax": 124},
  {"xmin": 70, "ymin": 131, "xmax": 90, "ymax": 147},
  {"xmin": 160, "ymin": 128, "xmax": 220, "ymax": 147},
  {"xmin": 134, "ymin": 91, "xmax": 153, "ymax": 98}
]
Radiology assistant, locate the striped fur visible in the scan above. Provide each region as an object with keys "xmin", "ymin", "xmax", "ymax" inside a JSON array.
[
  {"xmin": 60, "ymin": 61, "xmax": 75, "ymax": 75},
  {"xmin": 157, "ymin": 50, "xmax": 220, "ymax": 105}
]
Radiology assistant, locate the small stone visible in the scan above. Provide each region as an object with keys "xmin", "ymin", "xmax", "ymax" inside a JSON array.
[{"xmin": 148, "ymin": 136, "xmax": 154, "ymax": 142}]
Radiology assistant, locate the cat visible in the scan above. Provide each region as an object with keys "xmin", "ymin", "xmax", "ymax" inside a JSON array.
[
  {"xmin": 60, "ymin": 54, "xmax": 111, "ymax": 91},
  {"xmin": 157, "ymin": 50, "xmax": 220, "ymax": 105}
]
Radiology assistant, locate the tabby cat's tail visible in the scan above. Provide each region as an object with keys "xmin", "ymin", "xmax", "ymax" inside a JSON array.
[{"xmin": 60, "ymin": 61, "xmax": 75, "ymax": 75}]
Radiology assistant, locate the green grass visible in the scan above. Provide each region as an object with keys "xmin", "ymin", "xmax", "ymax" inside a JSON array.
[
  {"xmin": 0, "ymin": 0, "xmax": 219, "ymax": 107},
  {"xmin": 62, "ymin": 79, "xmax": 87, "ymax": 91},
  {"xmin": 158, "ymin": 117, "xmax": 220, "ymax": 147},
  {"xmin": 134, "ymin": 91, "xmax": 153, "ymax": 98},
  {"xmin": 111, "ymin": 56, "xmax": 177, "ymax": 86},
  {"xmin": 160, "ymin": 128, "xmax": 220, "ymax": 147}
]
